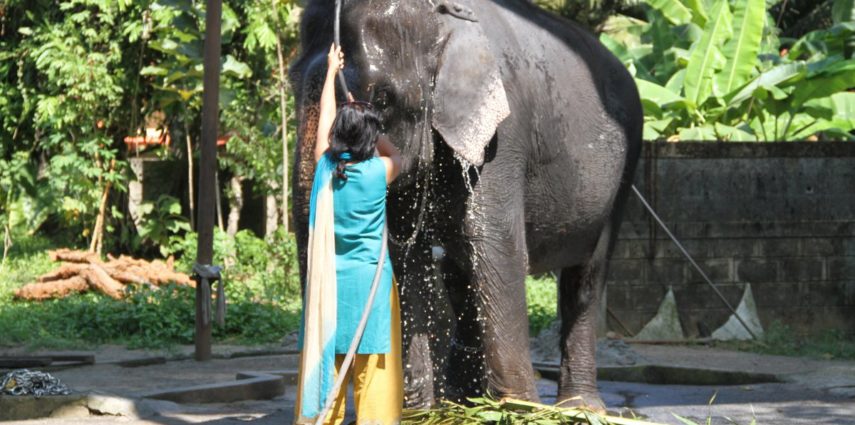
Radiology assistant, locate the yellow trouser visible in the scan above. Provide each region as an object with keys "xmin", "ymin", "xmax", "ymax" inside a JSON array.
[{"xmin": 296, "ymin": 281, "xmax": 403, "ymax": 425}]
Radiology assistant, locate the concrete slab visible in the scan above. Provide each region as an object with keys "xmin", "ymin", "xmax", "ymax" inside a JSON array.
[
  {"xmin": 0, "ymin": 393, "xmax": 162, "ymax": 421},
  {"xmin": 141, "ymin": 373, "xmax": 286, "ymax": 404}
]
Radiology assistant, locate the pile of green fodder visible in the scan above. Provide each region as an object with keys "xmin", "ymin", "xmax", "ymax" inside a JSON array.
[{"xmin": 402, "ymin": 397, "xmax": 662, "ymax": 425}]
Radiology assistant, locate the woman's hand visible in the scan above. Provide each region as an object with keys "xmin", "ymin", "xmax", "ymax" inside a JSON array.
[
  {"xmin": 327, "ymin": 44, "xmax": 344, "ymax": 74},
  {"xmin": 316, "ymin": 44, "xmax": 344, "ymax": 163}
]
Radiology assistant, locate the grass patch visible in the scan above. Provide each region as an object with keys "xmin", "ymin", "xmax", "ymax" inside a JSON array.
[
  {"xmin": 527, "ymin": 274, "xmax": 558, "ymax": 337},
  {"xmin": 714, "ymin": 321, "xmax": 855, "ymax": 361},
  {"xmin": 0, "ymin": 232, "xmax": 303, "ymax": 350}
]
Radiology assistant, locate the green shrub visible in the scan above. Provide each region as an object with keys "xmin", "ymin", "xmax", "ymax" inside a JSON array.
[
  {"xmin": 526, "ymin": 274, "xmax": 558, "ymax": 337},
  {"xmin": 0, "ymin": 232, "xmax": 302, "ymax": 349}
]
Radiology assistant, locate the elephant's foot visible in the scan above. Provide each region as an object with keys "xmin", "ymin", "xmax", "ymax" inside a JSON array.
[{"xmin": 555, "ymin": 391, "xmax": 605, "ymax": 414}]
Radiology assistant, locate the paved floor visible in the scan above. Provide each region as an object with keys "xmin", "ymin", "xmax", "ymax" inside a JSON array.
[{"xmin": 1, "ymin": 343, "xmax": 853, "ymax": 424}]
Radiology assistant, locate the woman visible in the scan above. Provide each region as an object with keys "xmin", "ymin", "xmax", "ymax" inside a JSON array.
[{"xmin": 295, "ymin": 44, "xmax": 403, "ymax": 425}]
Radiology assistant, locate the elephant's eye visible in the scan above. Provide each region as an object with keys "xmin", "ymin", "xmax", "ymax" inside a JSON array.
[{"xmin": 372, "ymin": 86, "xmax": 395, "ymax": 110}]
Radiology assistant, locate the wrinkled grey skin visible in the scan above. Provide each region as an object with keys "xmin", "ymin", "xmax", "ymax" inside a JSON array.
[{"xmin": 289, "ymin": 0, "xmax": 642, "ymax": 409}]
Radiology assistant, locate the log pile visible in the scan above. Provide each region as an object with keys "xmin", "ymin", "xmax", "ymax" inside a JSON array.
[{"xmin": 14, "ymin": 249, "xmax": 195, "ymax": 301}]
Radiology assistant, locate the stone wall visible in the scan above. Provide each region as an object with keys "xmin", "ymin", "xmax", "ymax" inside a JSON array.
[{"xmin": 606, "ymin": 142, "xmax": 855, "ymax": 337}]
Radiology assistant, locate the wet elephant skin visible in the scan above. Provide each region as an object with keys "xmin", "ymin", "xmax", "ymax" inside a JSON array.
[{"xmin": 289, "ymin": 0, "xmax": 643, "ymax": 410}]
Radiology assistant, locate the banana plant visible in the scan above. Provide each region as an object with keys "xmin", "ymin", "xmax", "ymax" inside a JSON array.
[{"xmin": 603, "ymin": 0, "xmax": 855, "ymax": 141}]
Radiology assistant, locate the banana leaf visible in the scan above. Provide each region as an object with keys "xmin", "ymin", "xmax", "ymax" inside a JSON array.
[
  {"xmin": 679, "ymin": 125, "xmax": 717, "ymax": 140},
  {"xmin": 726, "ymin": 62, "xmax": 805, "ymax": 106},
  {"xmin": 647, "ymin": 0, "xmax": 693, "ymax": 25},
  {"xmin": 684, "ymin": 0, "xmax": 733, "ymax": 109},
  {"xmin": 713, "ymin": 122, "xmax": 756, "ymax": 141},
  {"xmin": 715, "ymin": 0, "xmax": 766, "ymax": 96},
  {"xmin": 682, "ymin": 0, "xmax": 710, "ymax": 27},
  {"xmin": 789, "ymin": 58, "xmax": 855, "ymax": 106}
]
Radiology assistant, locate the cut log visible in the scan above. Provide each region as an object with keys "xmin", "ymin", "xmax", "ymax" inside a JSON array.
[
  {"xmin": 14, "ymin": 250, "xmax": 195, "ymax": 301},
  {"xmin": 81, "ymin": 265, "xmax": 126, "ymax": 299},
  {"xmin": 37, "ymin": 264, "xmax": 88, "ymax": 282},
  {"xmin": 107, "ymin": 270, "xmax": 150, "ymax": 285},
  {"xmin": 49, "ymin": 249, "xmax": 102, "ymax": 264},
  {"xmin": 14, "ymin": 276, "xmax": 89, "ymax": 300}
]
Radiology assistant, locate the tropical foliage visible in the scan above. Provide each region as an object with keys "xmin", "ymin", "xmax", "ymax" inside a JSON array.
[
  {"xmin": 0, "ymin": 0, "xmax": 300, "ymax": 256},
  {"xmin": 602, "ymin": 0, "xmax": 855, "ymax": 140}
]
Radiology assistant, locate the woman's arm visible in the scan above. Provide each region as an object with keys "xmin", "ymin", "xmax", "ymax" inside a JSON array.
[
  {"xmin": 314, "ymin": 44, "xmax": 344, "ymax": 163},
  {"xmin": 376, "ymin": 135, "xmax": 402, "ymax": 183}
]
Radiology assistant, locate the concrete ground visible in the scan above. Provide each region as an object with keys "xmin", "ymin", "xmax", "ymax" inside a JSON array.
[{"xmin": 1, "ymin": 343, "xmax": 853, "ymax": 424}]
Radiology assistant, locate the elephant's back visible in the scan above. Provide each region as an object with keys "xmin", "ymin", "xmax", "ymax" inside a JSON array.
[{"xmin": 481, "ymin": 1, "xmax": 642, "ymax": 272}]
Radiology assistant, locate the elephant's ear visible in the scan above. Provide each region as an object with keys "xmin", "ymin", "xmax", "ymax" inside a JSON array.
[{"xmin": 432, "ymin": 1, "xmax": 510, "ymax": 166}]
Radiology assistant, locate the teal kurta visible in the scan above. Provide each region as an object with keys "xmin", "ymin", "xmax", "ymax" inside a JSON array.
[{"xmin": 330, "ymin": 154, "xmax": 393, "ymax": 354}]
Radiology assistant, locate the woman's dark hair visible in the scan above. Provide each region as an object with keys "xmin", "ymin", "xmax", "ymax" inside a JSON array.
[{"xmin": 329, "ymin": 102, "xmax": 381, "ymax": 181}]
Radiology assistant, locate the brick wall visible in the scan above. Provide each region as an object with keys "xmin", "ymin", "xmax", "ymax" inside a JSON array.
[{"xmin": 606, "ymin": 142, "xmax": 855, "ymax": 337}]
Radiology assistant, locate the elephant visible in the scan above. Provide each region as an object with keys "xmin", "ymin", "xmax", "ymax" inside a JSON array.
[{"xmin": 289, "ymin": 0, "xmax": 643, "ymax": 410}]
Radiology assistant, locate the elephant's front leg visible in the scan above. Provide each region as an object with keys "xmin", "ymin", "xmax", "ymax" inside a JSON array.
[{"xmin": 462, "ymin": 172, "xmax": 539, "ymax": 402}]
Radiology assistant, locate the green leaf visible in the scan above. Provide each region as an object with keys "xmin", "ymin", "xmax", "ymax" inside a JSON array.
[
  {"xmin": 140, "ymin": 66, "xmax": 169, "ymax": 76},
  {"xmin": 715, "ymin": 0, "xmax": 766, "ymax": 96},
  {"xmin": 636, "ymin": 78, "xmax": 685, "ymax": 106},
  {"xmin": 727, "ymin": 62, "xmax": 806, "ymax": 106},
  {"xmin": 684, "ymin": 0, "xmax": 733, "ymax": 107},
  {"xmin": 222, "ymin": 55, "xmax": 252, "ymax": 79},
  {"xmin": 832, "ymin": 0, "xmax": 855, "ymax": 23},
  {"xmin": 714, "ymin": 123, "xmax": 756, "ymax": 141},
  {"xmin": 679, "ymin": 125, "xmax": 717, "ymax": 140},
  {"xmin": 647, "ymin": 0, "xmax": 693, "ymax": 25},
  {"xmin": 477, "ymin": 411, "xmax": 504, "ymax": 422},
  {"xmin": 682, "ymin": 0, "xmax": 710, "ymax": 27},
  {"xmin": 790, "ymin": 59, "xmax": 855, "ymax": 107}
]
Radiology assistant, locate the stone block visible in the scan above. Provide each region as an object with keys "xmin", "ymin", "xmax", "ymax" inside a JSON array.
[
  {"xmin": 686, "ymin": 258, "xmax": 732, "ymax": 283},
  {"xmin": 749, "ymin": 282, "xmax": 804, "ymax": 308},
  {"xmin": 617, "ymin": 220, "xmax": 652, "ymax": 240},
  {"xmin": 673, "ymin": 283, "xmax": 743, "ymax": 311},
  {"xmin": 804, "ymin": 281, "xmax": 849, "ymax": 307},
  {"xmin": 606, "ymin": 259, "xmax": 646, "ymax": 284},
  {"xmin": 706, "ymin": 239, "xmax": 758, "ymax": 257},
  {"xmin": 780, "ymin": 258, "xmax": 825, "ymax": 282},
  {"xmin": 654, "ymin": 239, "xmax": 709, "ymax": 259},
  {"xmin": 800, "ymin": 238, "xmax": 838, "ymax": 256},
  {"xmin": 647, "ymin": 260, "xmax": 686, "ymax": 286},
  {"xmin": 756, "ymin": 238, "xmax": 801, "ymax": 257},
  {"xmin": 827, "ymin": 257, "xmax": 855, "ymax": 280},
  {"xmin": 612, "ymin": 240, "xmax": 648, "ymax": 259},
  {"xmin": 843, "ymin": 282, "xmax": 855, "ymax": 306},
  {"xmin": 735, "ymin": 259, "xmax": 778, "ymax": 283},
  {"xmin": 605, "ymin": 285, "xmax": 631, "ymax": 310}
]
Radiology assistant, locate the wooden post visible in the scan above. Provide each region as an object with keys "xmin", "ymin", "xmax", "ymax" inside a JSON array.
[{"xmin": 195, "ymin": 0, "xmax": 223, "ymax": 362}]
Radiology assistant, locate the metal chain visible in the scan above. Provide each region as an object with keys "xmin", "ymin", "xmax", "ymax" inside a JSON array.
[{"xmin": 1, "ymin": 369, "xmax": 71, "ymax": 397}]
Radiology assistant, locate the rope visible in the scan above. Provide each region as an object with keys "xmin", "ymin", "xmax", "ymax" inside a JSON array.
[
  {"xmin": 631, "ymin": 184, "xmax": 758, "ymax": 340},
  {"xmin": 334, "ymin": 0, "xmax": 349, "ymax": 95}
]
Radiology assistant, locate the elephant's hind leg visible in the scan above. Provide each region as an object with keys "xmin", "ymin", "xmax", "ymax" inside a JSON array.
[{"xmin": 556, "ymin": 223, "xmax": 612, "ymax": 411}]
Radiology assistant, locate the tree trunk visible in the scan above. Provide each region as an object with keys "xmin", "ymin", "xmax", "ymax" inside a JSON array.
[
  {"xmin": 185, "ymin": 121, "xmax": 196, "ymax": 230},
  {"xmin": 215, "ymin": 170, "xmax": 225, "ymax": 232},
  {"xmin": 89, "ymin": 160, "xmax": 115, "ymax": 255},
  {"xmin": 226, "ymin": 175, "xmax": 244, "ymax": 236},
  {"xmin": 272, "ymin": 0, "xmax": 290, "ymax": 233},
  {"xmin": 265, "ymin": 194, "xmax": 279, "ymax": 237}
]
